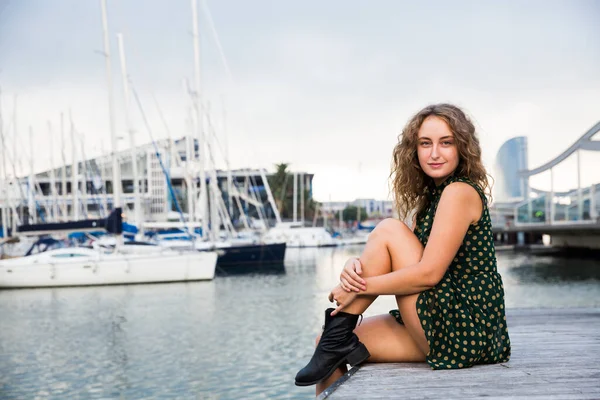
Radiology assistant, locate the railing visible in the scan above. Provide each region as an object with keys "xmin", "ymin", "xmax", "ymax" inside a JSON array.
[{"xmin": 513, "ymin": 183, "xmax": 599, "ymax": 226}]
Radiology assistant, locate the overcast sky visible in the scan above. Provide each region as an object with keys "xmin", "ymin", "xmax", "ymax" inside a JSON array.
[{"xmin": 1, "ymin": 0, "xmax": 599, "ymax": 201}]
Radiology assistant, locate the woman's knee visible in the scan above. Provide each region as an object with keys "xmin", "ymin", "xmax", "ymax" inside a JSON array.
[
  {"xmin": 371, "ymin": 218, "xmax": 410, "ymax": 239},
  {"xmin": 371, "ymin": 218, "xmax": 423, "ymax": 269},
  {"xmin": 315, "ymin": 334, "xmax": 321, "ymax": 347}
]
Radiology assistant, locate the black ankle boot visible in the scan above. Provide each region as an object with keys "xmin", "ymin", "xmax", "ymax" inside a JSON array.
[{"xmin": 295, "ymin": 308, "xmax": 370, "ymax": 386}]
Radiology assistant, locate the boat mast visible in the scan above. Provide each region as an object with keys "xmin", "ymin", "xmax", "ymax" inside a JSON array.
[
  {"xmin": 259, "ymin": 168, "xmax": 282, "ymax": 225},
  {"xmin": 184, "ymin": 102, "xmax": 195, "ymax": 223},
  {"xmin": 79, "ymin": 133, "xmax": 88, "ymax": 218},
  {"xmin": 28, "ymin": 126, "xmax": 37, "ymax": 223},
  {"xmin": 223, "ymin": 105, "xmax": 234, "ymax": 218},
  {"xmin": 0, "ymin": 87, "xmax": 8, "ymax": 237},
  {"xmin": 100, "ymin": 0, "xmax": 122, "ymax": 243},
  {"xmin": 293, "ymin": 172, "xmax": 297, "ymax": 222},
  {"xmin": 191, "ymin": 0, "xmax": 209, "ymax": 240},
  {"xmin": 99, "ymin": 140, "xmax": 108, "ymax": 217},
  {"xmin": 48, "ymin": 121, "xmax": 59, "ymax": 221},
  {"xmin": 60, "ymin": 113, "xmax": 67, "ymax": 220},
  {"xmin": 117, "ymin": 32, "xmax": 142, "ymax": 230},
  {"xmin": 206, "ymin": 103, "xmax": 219, "ymax": 241},
  {"xmin": 12, "ymin": 95, "xmax": 22, "ymax": 222},
  {"xmin": 70, "ymin": 112, "xmax": 79, "ymax": 220}
]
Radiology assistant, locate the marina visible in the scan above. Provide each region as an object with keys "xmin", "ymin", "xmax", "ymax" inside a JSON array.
[
  {"xmin": 1, "ymin": 0, "xmax": 599, "ymax": 288},
  {"xmin": 0, "ymin": 1, "xmax": 372, "ymax": 288},
  {"xmin": 0, "ymin": 1, "xmax": 599, "ymax": 399}
]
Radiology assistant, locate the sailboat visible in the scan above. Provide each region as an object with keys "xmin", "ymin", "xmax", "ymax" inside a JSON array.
[
  {"xmin": 146, "ymin": 223, "xmax": 286, "ymax": 275},
  {"xmin": 142, "ymin": 0, "xmax": 286, "ymax": 275},
  {"xmin": 0, "ymin": 246, "xmax": 216, "ymax": 288},
  {"xmin": 263, "ymin": 222, "xmax": 336, "ymax": 248},
  {"xmin": 0, "ymin": 208, "xmax": 217, "ymax": 288},
  {"xmin": 261, "ymin": 172, "xmax": 336, "ymax": 248}
]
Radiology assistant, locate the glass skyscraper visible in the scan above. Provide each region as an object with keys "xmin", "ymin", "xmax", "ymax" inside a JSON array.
[{"xmin": 493, "ymin": 136, "xmax": 529, "ymax": 202}]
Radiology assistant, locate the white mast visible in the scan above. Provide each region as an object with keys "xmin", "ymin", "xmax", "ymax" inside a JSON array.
[
  {"xmin": 260, "ymin": 168, "xmax": 281, "ymax": 224},
  {"xmin": 79, "ymin": 134, "xmax": 88, "ymax": 218},
  {"xmin": 206, "ymin": 103, "xmax": 219, "ymax": 241},
  {"xmin": 117, "ymin": 32, "xmax": 142, "ymax": 229},
  {"xmin": 70, "ymin": 112, "xmax": 79, "ymax": 220},
  {"xmin": 0, "ymin": 88, "xmax": 8, "ymax": 237},
  {"xmin": 185, "ymin": 106, "xmax": 195, "ymax": 222},
  {"xmin": 191, "ymin": 0, "xmax": 208, "ymax": 240},
  {"xmin": 48, "ymin": 121, "xmax": 59, "ymax": 221},
  {"xmin": 293, "ymin": 172, "xmax": 297, "ymax": 222},
  {"xmin": 28, "ymin": 126, "xmax": 37, "ymax": 223},
  {"xmin": 100, "ymin": 0, "xmax": 121, "ymax": 237},
  {"xmin": 99, "ymin": 141, "xmax": 108, "ymax": 217},
  {"xmin": 12, "ymin": 95, "xmax": 20, "ymax": 222},
  {"xmin": 60, "ymin": 113, "xmax": 67, "ymax": 219},
  {"xmin": 223, "ymin": 104, "xmax": 234, "ymax": 218}
]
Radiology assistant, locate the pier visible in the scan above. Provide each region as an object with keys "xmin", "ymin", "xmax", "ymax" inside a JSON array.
[
  {"xmin": 490, "ymin": 121, "xmax": 600, "ymax": 250},
  {"xmin": 320, "ymin": 308, "xmax": 600, "ymax": 399}
]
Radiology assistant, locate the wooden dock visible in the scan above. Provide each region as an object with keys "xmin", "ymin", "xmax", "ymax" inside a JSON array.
[{"xmin": 319, "ymin": 308, "xmax": 600, "ymax": 399}]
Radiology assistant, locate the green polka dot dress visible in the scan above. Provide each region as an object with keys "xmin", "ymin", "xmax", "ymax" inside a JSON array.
[{"xmin": 390, "ymin": 175, "xmax": 511, "ymax": 369}]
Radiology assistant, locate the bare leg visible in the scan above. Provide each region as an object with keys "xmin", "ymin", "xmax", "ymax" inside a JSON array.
[
  {"xmin": 316, "ymin": 218, "xmax": 426, "ymax": 395},
  {"xmin": 342, "ymin": 218, "xmax": 424, "ymax": 315}
]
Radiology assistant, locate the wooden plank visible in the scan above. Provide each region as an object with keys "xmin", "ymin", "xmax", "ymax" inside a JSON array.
[{"xmin": 323, "ymin": 308, "xmax": 600, "ymax": 399}]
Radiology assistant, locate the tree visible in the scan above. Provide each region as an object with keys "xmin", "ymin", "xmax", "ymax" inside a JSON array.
[
  {"xmin": 267, "ymin": 163, "xmax": 319, "ymax": 221},
  {"xmin": 268, "ymin": 163, "xmax": 290, "ymax": 217},
  {"xmin": 342, "ymin": 205, "xmax": 368, "ymax": 222}
]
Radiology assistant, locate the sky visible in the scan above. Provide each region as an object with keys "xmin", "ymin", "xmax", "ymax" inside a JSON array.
[{"xmin": 0, "ymin": 0, "xmax": 599, "ymax": 202}]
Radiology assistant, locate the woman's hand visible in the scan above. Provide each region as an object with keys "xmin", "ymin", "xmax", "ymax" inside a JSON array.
[
  {"xmin": 340, "ymin": 257, "xmax": 366, "ymax": 292},
  {"xmin": 328, "ymin": 284, "xmax": 358, "ymax": 316}
]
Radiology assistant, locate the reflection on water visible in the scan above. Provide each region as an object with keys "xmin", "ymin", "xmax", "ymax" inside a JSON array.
[
  {"xmin": 498, "ymin": 252, "xmax": 600, "ymax": 309},
  {"xmin": 0, "ymin": 246, "xmax": 598, "ymax": 399},
  {"xmin": 501, "ymin": 253, "xmax": 600, "ymax": 282}
]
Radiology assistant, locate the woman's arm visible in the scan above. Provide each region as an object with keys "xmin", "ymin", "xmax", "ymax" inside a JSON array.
[{"xmin": 362, "ymin": 182, "xmax": 483, "ymax": 296}]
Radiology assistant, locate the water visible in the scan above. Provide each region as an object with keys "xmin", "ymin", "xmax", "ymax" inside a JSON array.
[{"xmin": 1, "ymin": 246, "xmax": 599, "ymax": 399}]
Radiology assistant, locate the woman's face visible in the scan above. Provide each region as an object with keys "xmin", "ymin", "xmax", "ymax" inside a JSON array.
[{"xmin": 417, "ymin": 116, "xmax": 460, "ymax": 185}]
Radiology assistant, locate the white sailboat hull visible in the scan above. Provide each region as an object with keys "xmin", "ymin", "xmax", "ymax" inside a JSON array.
[
  {"xmin": 263, "ymin": 225, "xmax": 336, "ymax": 248},
  {"xmin": 0, "ymin": 248, "xmax": 217, "ymax": 288},
  {"xmin": 282, "ymin": 238, "xmax": 336, "ymax": 248}
]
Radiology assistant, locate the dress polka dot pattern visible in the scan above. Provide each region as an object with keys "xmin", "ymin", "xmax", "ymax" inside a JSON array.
[{"xmin": 389, "ymin": 175, "xmax": 511, "ymax": 370}]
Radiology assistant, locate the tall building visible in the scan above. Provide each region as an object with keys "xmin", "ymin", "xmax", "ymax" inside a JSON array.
[{"xmin": 493, "ymin": 136, "xmax": 529, "ymax": 202}]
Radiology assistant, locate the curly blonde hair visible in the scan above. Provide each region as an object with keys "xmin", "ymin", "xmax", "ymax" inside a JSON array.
[{"xmin": 390, "ymin": 103, "xmax": 492, "ymax": 220}]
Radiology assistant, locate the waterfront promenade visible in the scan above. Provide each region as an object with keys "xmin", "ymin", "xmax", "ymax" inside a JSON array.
[{"xmin": 320, "ymin": 308, "xmax": 600, "ymax": 399}]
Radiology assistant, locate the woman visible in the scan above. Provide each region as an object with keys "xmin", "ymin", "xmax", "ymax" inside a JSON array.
[{"xmin": 295, "ymin": 104, "xmax": 511, "ymax": 394}]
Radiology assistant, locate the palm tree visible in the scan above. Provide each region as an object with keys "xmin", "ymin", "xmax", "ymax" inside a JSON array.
[
  {"xmin": 267, "ymin": 163, "xmax": 319, "ymax": 221},
  {"xmin": 342, "ymin": 205, "xmax": 368, "ymax": 222},
  {"xmin": 269, "ymin": 163, "xmax": 290, "ymax": 217}
]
